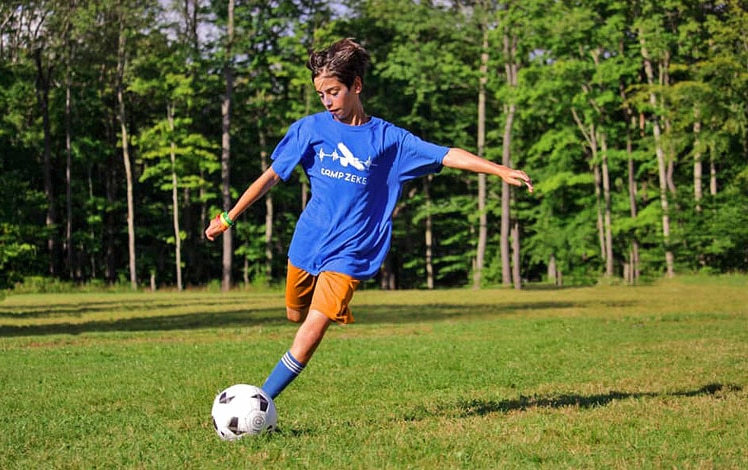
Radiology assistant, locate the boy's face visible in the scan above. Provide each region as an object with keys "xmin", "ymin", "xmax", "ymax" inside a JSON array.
[{"xmin": 313, "ymin": 74, "xmax": 363, "ymax": 125}]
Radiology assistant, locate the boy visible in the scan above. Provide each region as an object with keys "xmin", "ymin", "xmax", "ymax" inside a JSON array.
[{"xmin": 205, "ymin": 38, "xmax": 533, "ymax": 399}]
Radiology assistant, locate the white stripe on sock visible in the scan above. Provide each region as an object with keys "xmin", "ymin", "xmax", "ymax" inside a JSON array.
[{"xmin": 282, "ymin": 352, "xmax": 305, "ymax": 375}]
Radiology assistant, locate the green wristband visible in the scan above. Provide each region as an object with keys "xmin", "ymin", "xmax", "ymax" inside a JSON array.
[{"xmin": 221, "ymin": 211, "xmax": 235, "ymax": 227}]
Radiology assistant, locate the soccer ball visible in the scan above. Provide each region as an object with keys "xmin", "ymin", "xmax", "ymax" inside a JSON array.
[{"xmin": 211, "ymin": 384, "xmax": 277, "ymax": 440}]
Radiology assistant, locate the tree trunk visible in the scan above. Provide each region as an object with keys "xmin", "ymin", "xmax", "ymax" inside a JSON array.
[
  {"xmin": 168, "ymin": 104, "xmax": 183, "ymax": 291},
  {"xmin": 500, "ymin": 32, "xmax": 520, "ymax": 287},
  {"xmin": 640, "ymin": 42, "xmax": 674, "ymax": 278},
  {"xmin": 592, "ymin": 150, "xmax": 606, "ymax": 265},
  {"xmin": 424, "ymin": 176, "xmax": 434, "ymax": 290},
  {"xmin": 105, "ymin": 157, "xmax": 116, "ymax": 282},
  {"xmin": 259, "ymin": 128, "xmax": 273, "ymax": 282},
  {"xmin": 181, "ymin": 0, "xmax": 200, "ymax": 54},
  {"xmin": 221, "ymin": 0, "xmax": 235, "ymax": 291},
  {"xmin": 65, "ymin": 45, "xmax": 74, "ymax": 280},
  {"xmin": 600, "ymin": 132, "xmax": 613, "ymax": 277},
  {"xmin": 116, "ymin": 20, "xmax": 137, "ymax": 290},
  {"xmin": 511, "ymin": 218, "xmax": 521, "ymax": 289},
  {"xmin": 627, "ymin": 112, "xmax": 640, "ymax": 284},
  {"xmin": 665, "ymin": 117, "xmax": 677, "ymax": 196},
  {"xmin": 548, "ymin": 254, "xmax": 557, "ymax": 286},
  {"xmin": 500, "ymin": 101, "xmax": 515, "ymax": 287},
  {"xmin": 571, "ymin": 109, "xmax": 607, "ymax": 271},
  {"xmin": 693, "ymin": 115, "xmax": 703, "ymax": 212},
  {"xmin": 474, "ymin": 28, "xmax": 489, "ymax": 290},
  {"xmin": 380, "ymin": 256, "xmax": 396, "ymax": 290},
  {"xmin": 548, "ymin": 254, "xmax": 563, "ymax": 287},
  {"xmin": 34, "ymin": 48, "xmax": 57, "ymax": 277},
  {"xmin": 588, "ymin": 49, "xmax": 613, "ymax": 277}
]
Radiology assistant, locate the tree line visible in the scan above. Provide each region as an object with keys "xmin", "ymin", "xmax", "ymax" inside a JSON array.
[{"xmin": 1, "ymin": 0, "xmax": 746, "ymax": 292}]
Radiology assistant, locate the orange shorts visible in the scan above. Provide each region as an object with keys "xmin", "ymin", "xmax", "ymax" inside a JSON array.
[{"xmin": 285, "ymin": 260, "xmax": 360, "ymax": 324}]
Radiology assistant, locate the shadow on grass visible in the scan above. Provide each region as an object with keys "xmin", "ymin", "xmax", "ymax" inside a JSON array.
[
  {"xmin": 0, "ymin": 296, "xmax": 268, "ymax": 319},
  {"xmin": 355, "ymin": 299, "xmax": 638, "ymax": 322},
  {"xmin": 0, "ymin": 299, "xmax": 639, "ymax": 337},
  {"xmin": 404, "ymin": 383, "xmax": 743, "ymax": 421},
  {"xmin": 0, "ymin": 307, "xmax": 289, "ymax": 337}
]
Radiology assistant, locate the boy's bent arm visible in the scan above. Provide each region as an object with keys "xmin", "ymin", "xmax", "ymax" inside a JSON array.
[
  {"xmin": 442, "ymin": 148, "xmax": 533, "ymax": 193},
  {"xmin": 227, "ymin": 167, "xmax": 282, "ymax": 222},
  {"xmin": 205, "ymin": 167, "xmax": 282, "ymax": 241}
]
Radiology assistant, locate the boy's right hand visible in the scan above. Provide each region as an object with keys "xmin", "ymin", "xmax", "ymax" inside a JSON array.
[{"xmin": 205, "ymin": 215, "xmax": 229, "ymax": 241}]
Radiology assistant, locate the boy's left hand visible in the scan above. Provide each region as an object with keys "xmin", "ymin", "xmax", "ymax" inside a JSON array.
[{"xmin": 504, "ymin": 169, "xmax": 534, "ymax": 193}]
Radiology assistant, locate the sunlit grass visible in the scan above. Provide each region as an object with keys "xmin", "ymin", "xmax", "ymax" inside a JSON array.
[{"xmin": 1, "ymin": 278, "xmax": 747, "ymax": 468}]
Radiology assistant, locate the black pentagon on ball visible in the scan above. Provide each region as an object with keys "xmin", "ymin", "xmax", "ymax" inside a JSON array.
[
  {"xmin": 227, "ymin": 416, "xmax": 245, "ymax": 435},
  {"xmin": 251, "ymin": 393, "xmax": 269, "ymax": 412},
  {"xmin": 218, "ymin": 391, "xmax": 235, "ymax": 404}
]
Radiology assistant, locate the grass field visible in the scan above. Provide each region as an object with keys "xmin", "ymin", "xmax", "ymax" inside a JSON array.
[{"xmin": 1, "ymin": 277, "xmax": 747, "ymax": 469}]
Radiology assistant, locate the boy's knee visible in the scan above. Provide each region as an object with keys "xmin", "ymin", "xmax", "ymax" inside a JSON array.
[{"xmin": 286, "ymin": 307, "xmax": 307, "ymax": 323}]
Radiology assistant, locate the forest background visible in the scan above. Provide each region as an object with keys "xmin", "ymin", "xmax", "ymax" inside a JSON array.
[{"xmin": 1, "ymin": 0, "xmax": 746, "ymax": 293}]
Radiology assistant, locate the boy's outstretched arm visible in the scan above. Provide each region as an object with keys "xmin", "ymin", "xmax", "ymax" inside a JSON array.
[
  {"xmin": 442, "ymin": 148, "xmax": 533, "ymax": 194},
  {"xmin": 205, "ymin": 167, "xmax": 282, "ymax": 241}
]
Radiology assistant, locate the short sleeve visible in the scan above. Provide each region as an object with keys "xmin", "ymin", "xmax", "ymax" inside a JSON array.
[
  {"xmin": 271, "ymin": 122, "xmax": 307, "ymax": 181},
  {"xmin": 397, "ymin": 132, "xmax": 449, "ymax": 182}
]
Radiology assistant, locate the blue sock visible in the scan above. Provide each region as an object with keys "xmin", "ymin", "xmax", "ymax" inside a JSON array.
[{"xmin": 262, "ymin": 351, "xmax": 306, "ymax": 399}]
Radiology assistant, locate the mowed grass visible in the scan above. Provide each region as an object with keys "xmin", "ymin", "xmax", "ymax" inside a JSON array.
[{"xmin": 1, "ymin": 277, "xmax": 747, "ymax": 469}]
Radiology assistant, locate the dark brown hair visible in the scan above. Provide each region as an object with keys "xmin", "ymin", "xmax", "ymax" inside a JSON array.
[{"xmin": 306, "ymin": 38, "xmax": 371, "ymax": 89}]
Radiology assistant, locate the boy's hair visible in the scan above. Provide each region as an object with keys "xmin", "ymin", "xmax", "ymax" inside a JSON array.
[{"xmin": 306, "ymin": 38, "xmax": 371, "ymax": 89}]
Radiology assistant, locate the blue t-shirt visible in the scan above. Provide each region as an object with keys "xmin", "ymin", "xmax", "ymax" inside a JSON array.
[{"xmin": 271, "ymin": 112, "xmax": 449, "ymax": 280}]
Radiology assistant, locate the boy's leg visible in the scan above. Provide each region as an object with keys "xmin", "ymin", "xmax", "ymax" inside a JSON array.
[
  {"xmin": 262, "ymin": 310, "xmax": 330, "ymax": 399},
  {"xmin": 289, "ymin": 310, "xmax": 332, "ymax": 363},
  {"xmin": 262, "ymin": 267, "xmax": 359, "ymax": 399}
]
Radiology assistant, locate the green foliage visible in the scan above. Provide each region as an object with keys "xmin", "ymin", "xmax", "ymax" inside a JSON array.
[
  {"xmin": 677, "ymin": 189, "xmax": 748, "ymax": 273},
  {"xmin": 0, "ymin": 224, "xmax": 35, "ymax": 290},
  {"xmin": 0, "ymin": 0, "xmax": 747, "ymax": 289}
]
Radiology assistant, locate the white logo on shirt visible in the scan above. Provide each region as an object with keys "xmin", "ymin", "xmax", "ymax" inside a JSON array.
[{"xmin": 317, "ymin": 143, "xmax": 373, "ymax": 172}]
